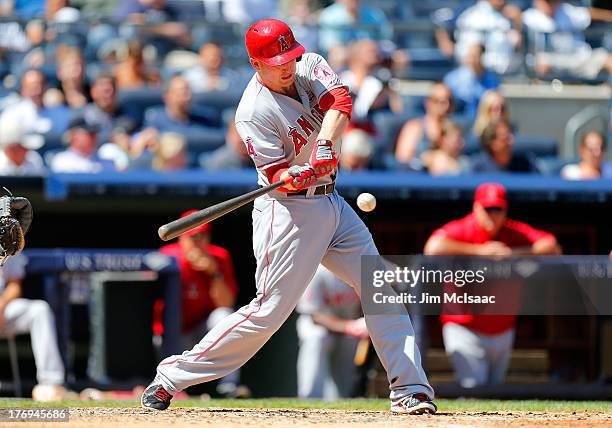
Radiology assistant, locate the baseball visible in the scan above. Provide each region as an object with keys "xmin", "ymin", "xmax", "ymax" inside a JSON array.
[{"xmin": 357, "ymin": 193, "xmax": 377, "ymax": 212}]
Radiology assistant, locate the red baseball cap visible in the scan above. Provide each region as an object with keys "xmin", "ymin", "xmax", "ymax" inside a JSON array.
[
  {"xmin": 245, "ymin": 18, "xmax": 305, "ymax": 66},
  {"xmin": 180, "ymin": 210, "xmax": 211, "ymax": 237},
  {"xmin": 474, "ymin": 183, "xmax": 508, "ymax": 209}
]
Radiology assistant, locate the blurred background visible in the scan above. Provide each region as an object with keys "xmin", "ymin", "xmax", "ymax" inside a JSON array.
[{"xmin": 0, "ymin": 0, "xmax": 610, "ymax": 402}]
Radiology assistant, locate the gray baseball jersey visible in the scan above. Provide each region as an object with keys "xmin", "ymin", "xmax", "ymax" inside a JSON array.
[
  {"xmin": 155, "ymin": 53, "xmax": 434, "ymax": 403},
  {"xmin": 297, "ymin": 265, "xmax": 361, "ymax": 321},
  {"xmin": 235, "ymin": 53, "xmax": 343, "ymax": 188}
]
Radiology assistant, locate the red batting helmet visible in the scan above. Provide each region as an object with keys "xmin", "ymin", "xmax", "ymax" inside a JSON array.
[{"xmin": 245, "ymin": 18, "xmax": 305, "ymax": 66}]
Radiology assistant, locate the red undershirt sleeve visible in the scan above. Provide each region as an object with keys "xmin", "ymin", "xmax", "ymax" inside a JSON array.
[
  {"xmin": 265, "ymin": 162, "xmax": 291, "ymax": 192},
  {"xmin": 319, "ymin": 87, "xmax": 352, "ymax": 119}
]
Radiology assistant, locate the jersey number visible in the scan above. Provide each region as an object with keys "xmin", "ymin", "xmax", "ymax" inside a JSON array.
[{"xmin": 246, "ymin": 137, "xmax": 257, "ymax": 157}]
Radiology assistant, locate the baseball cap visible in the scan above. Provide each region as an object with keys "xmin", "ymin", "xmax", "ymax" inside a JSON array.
[
  {"xmin": 180, "ymin": 209, "xmax": 211, "ymax": 237},
  {"xmin": 0, "ymin": 110, "xmax": 44, "ymax": 150},
  {"xmin": 67, "ymin": 116, "xmax": 100, "ymax": 134},
  {"xmin": 474, "ymin": 183, "xmax": 508, "ymax": 209}
]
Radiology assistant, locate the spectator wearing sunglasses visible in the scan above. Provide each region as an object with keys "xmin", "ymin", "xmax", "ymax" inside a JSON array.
[
  {"xmin": 424, "ymin": 183, "xmax": 561, "ymax": 387},
  {"xmin": 395, "ymin": 83, "xmax": 454, "ymax": 164}
]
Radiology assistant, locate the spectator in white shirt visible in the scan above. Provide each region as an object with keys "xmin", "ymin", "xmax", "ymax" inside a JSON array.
[
  {"xmin": 2, "ymin": 69, "xmax": 72, "ymax": 135},
  {"xmin": 183, "ymin": 42, "xmax": 240, "ymax": 93},
  {"xmin": 561, "ymin": 131, "xmax": 610, "ymax": 180},
  {"xmin": 0, "ymin": 108, "xmax": 45, "ymax": 176},
  {"xmin": 50, "ymin": 117, "xmax": 115, "ymax": 173},
  {"xmin": 436, "ymin": 0, "xmax": 523, "ymax": 75},
  {"xmin": 341, "ymin": 39, "xmax": 402, "ymax": 133},
  {"xmin": 522, "ymin": 0, "xmax": 612, "ymax": 78}
]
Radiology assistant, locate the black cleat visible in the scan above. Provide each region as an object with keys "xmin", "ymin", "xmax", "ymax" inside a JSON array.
[
  {"xmin": 141, "ymin": 383, "xmax": 173, "ymax": 410},
  {"xmin": 390, "ymin": 393, "xmax": 437, "ymax": 414}
]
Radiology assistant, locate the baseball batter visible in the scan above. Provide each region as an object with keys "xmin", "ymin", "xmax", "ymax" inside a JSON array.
[{"xmin": 142, "ymin": 18, "xmax": 435, "ymax": 414}]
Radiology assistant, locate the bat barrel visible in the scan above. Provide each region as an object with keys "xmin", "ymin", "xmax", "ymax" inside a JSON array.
[{"xmin": 158, "ymin": 180, "xmax": 286, "ymax": 241}]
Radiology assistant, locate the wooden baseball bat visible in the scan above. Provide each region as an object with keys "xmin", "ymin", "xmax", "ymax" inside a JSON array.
[
  {"xmin": 158, "ymin": 180, "xmax": 286, "ymax": 241},
  {"xmin": 354, "ymin": 338, "xmax": 371, "ymax": 366}
]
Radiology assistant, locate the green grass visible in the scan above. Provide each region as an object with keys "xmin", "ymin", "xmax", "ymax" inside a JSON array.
[{"xmin": 1, "ymin": 398, "xmax": 611, "ymax": 413}]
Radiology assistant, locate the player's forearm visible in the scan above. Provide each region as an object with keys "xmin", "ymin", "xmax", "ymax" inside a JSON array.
[
  {"xmin": 316, "ymin": 109, "xmax": 349, "ymax": 144},
  {"xmin": 209, "ymin": 275, "xmax": 236, "ymax": 308},
  {"xmin": 311, "ymin": 312, "xmax": 350, "ymax": 334},
  {"xmin": 531, "ymin": 237, "xmax": 562, "ymax": 255},
  {"xmin": 590, "ymin": 7, "xmax": 612, "ymax": 22},
  {"xmin": 424, "ymin": 237, "xmax": 486, "ymax": 256},
  {"xmin": 0, "ymin": 281, "xmax": 21, "ymax": 309},
  {"xmin": 509, "ymin": 238, "xmax": 561, "ymax": 256},
  {"xmin": 435, "ymin": 28, "xmax": 454, "ymax": 58}
]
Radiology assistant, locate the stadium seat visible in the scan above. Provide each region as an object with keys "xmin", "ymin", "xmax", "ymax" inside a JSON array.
[
  {"xmin": 536, "ymin": 156, "xmax": 573, "ymax": 176},
  {"xmin": 166, "ymin": 0, "xmax": 206, "ymax": 22},
  {"xmin": 371, "ymin": 111, "xmax": 416, "ymax": 154},
  {"xmin": 464, "ymin": 135, "xmax": 480, "ymax": 156},
  {"xmin": 193, "ymin": 90, "xmax": 244, "ymax": 112},
  {"xmin": 514, "ymin": 135, "xmax": 558, "ymax": 157},
  {"xmin": 362, "ymin": 0, "xmax": 402, "ymax": 19},
  {"xmin": 410, "ymin": 0, "xmax": 467, "ymax": 18},
  {"xmin": 184, "ymin": 128, "xmax": 226, "ymax": 155},
  {"xmin": 117, "ymin": 88, "xmax": 164, "ymax": 125},
  {"xmin": 40, "ymin": 133, "xmax": 65, "ymax": 155}
]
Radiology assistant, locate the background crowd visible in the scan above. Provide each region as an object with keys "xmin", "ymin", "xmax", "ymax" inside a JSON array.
[
  {"xmin": 0, "ymin": 0, "xmax": 609, "ymax": 179},
  {"xmin": 0, "ymin": 0, "xmax": 610, "ymax": 402}
]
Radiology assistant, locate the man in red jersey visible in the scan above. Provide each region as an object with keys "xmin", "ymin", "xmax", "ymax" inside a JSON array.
[{"xmin": 424, "ymin": 182, "xmax": 561, "ymax": 387}]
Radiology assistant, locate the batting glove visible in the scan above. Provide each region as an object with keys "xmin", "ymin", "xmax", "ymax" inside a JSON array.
[
  {"xmin": 310, "ymin": 139, "xmax": 338, "ymax": 178},
  {"xmin": 285, "ymin": 164, "xmax": 317, "ymax": 190}
]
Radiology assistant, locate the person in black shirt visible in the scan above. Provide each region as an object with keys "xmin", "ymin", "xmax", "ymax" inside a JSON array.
[{"xmin": 470, "ymin": 119, "xmax": 539, "ymax": 173}]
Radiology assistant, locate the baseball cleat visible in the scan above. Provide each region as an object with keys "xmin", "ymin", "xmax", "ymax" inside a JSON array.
[
  {"xmin": 390, "ymin": 393, "xmax": 437, "ymax": 415},
  {"xmin": 141, "ymin": 383, "xmax": 173, "ymax": 410}
]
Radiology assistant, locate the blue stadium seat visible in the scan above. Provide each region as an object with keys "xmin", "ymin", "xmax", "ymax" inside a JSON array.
[
  {"xmin": 381, "ymin": 152, "xmax": 426, "ymax": 172},
  {"xmin": 409, "ymin": 0, "xmax": 468, "ymax": 18},
  {"xmin": 394, "ymin": 18, "xmax": 440, "ymax": 49},
  {"xmin": 514, "ymin": 135, "xmax": 558, "ymax": 157},
  {"xmin": 166, "ymin": 0, "xmax": 206, "ymax": 22},
  {"xmin": 464, "ymin": 135, "xmax": 480, "ymax": 156},
  {"xmin": 402, "ymin": 65, "xmax": 455, "ymax": 82},
  {"xmin": 536, "ymin": 156, "xmax": 572, "ymax": 176},
  {"xmin": 39, "ymin": 133, "xmax": 65, "ymax": 155},
  {"xmin": 361, "ymin": 0, "xmax": 401, "ymax": 19},
  {"xmin": 371, "ymin": 111, "xmax": 416, "ymax": 155},
  {"xmin": 117, "ymin": 88, "xmax": 164, "ymax": 125},
  {"xmin": 193, "ymin": 90, "xmax": 243, "ymax": 112},
  {"xmin": 184, "ymin": 128, "xmax": 226, "ymax": 155}
]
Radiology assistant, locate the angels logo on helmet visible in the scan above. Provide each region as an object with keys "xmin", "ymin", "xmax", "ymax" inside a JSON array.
[{"xmin": 278, "ymin": 35, "xmax": 290, "ymax": 52}]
